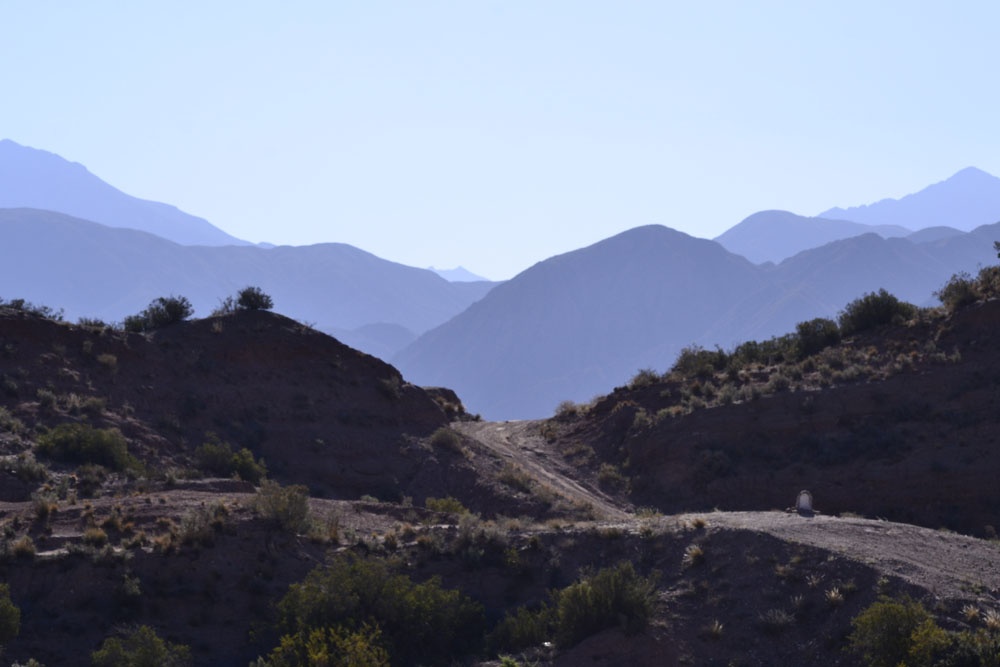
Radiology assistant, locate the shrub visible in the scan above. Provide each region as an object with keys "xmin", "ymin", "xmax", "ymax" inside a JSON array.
[
  {"xmin": 262, "ymin": 623, "xmax": 389, "ymax": 667},
  {"xmin": 848, "ymin": 596, "xmax": 935, "ymax": 667},
  {"xmin": 0, "ymin": 583, "xmax": 20, "ymax": 646},
  {"xmin": 629, "ymin": 367, "xmax": 662, "ymax": 388},
  {"xmin": 35, "ymin": 423, "xmax": 133, "ymax": 471},
  {"xmin": 254, "ymin": 481, "xmax": 310, "ymax": 532},
  {"xmin": 838, "ymin": 289, "xmax": 916, "ymax": 336},
  {"xmin": 935, "ymin": 272, "xmax": 980, "ymax": 312},
  {"xmin": 91, "ymin": 625, "xmax": 192, "ymax": 667},
  {"xmin": 429, "ymin": 427, "xmax": 463, "ymax": 454},
  {"xmin": 271, "ymin": 556, "xmax": 484, "ymax": 666},
  {"xmin": 425, "ymin": 496, "xmax": 469, "ymax": 515},
  {"xmin": 492, "ymin": 562, "xmax": 658, "ymax": 652},
  {"xmin": 795, "ymin": 317, "xmax": 841, "ymax": 357},
  {"xmin": 194, "ymin": 436, "xmax": 267, "ymax": 484},
  {"xmin": 236, "ymin": 286, "xmax": 274, "ymax": 311},
  {"xmin": 123, "ymin": 295, "xmax": 193, "ymax": 332}
]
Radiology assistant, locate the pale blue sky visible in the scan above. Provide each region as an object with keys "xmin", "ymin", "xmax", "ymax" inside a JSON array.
[{"xmin": 2, "ymin": 2, "xmax": 998, "ymax": 279}]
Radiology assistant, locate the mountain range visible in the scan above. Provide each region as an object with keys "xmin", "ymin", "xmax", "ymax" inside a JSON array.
[{"xmin": 5, "ymin": 138, "xmax": 1000, "ymax": 420}]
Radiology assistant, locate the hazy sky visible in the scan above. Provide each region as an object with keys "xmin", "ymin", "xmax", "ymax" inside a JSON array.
[{"xmin": 3, "ymin": 2, "xmax": 999, "ymax": 279}]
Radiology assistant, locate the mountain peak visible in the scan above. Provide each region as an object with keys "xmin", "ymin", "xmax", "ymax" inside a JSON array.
[
  {"xmin": 818, "ymin": 167, "xmax": 1000, "ymax": 231},
  {"xmin": 0, "ymin": 139, "xmax": 251, "ymax": 246}
]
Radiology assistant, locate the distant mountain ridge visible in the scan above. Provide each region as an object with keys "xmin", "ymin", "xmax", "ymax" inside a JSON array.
[
  {"xmin": 0, "ymin": 208, "xmax": 495, "ymax": 356},
  {"xmin": 819, "ymin": 166, "xmax": 1000, "ymax": 231},
  {"xmin": 395, "ymin": 222, "xmax": 1000, "ymax": 420},
  {"xmin": 713, "ymin": 210, "xmax": 911, "ymax": 264},
  {"xmin": 0, "ymin": 139, "xmax": 250, "ymax": 246}
]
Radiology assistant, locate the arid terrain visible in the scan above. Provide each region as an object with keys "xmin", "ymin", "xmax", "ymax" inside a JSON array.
[{"xmin": 3, "ymin": 293, "xmax": 1000, "ymax": 665}]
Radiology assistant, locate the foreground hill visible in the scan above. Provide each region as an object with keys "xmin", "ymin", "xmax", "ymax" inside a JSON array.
[
  {"xmin": 0, "ymin": 139, "xmax": 248, "ymax": 246},
  {"xmin": 0, "ymin": 208, "xmax": 495, "ymax": 354},
  {"xmin": 3, "ymin": 297, "xmax": 1000, "ymax": 665}
]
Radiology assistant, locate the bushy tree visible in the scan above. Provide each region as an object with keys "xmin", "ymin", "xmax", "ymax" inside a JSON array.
[
  {"xmin": 91, "ymin": 625, "xmax": 191, "ymax": 667},
  {"xmin": 0, "ymin": 583, "xmax": 20, "ymax": 646},
  {"xmin": 795, "ymin": 317, "xmax": 841, "ymax": 357},
  {"xmin": 935, "ymin": 271, "xmax": 979, "ymax": 312},
  {"xmin": 272, "ymin": 556, "xmax": 484, "ymax": 666},
  {"xmin": 35, "ymin": 423, "xmax": 133, "ymax": 471},
  {"xmin": 236, "ymin": 286, "xmax": 274, "ymax": 311},
  {"xmin": 123, "ymin": 295, "xmax": 193, "ymax": 332},
  {"xmin": 848, "ymin": 596, "xmax": 934, "ymax": 667},
  {"xmin": 838, "ymin": 289, "xmax": 915, "ymax": 336}
]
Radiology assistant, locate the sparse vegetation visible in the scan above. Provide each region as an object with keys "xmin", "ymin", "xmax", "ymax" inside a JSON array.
[
  {"xmin": 194, "ymin": 435, "xmax": 267, "ymax": 484},
  {"xmin": 254, "ymin": 481, "xmax": 310, "ymax": 533},
  {"xmin": 91, "ymin": 625, "xmax": 192, "ymax": 667},
  {"xmin": 123, "ymin": 295, "xmax": 194, "ymax": 332},
  {"xmin": 35, "ymin": 423, "xmax": 134, "ymax": 471},
  {"xmin": 0, "ymin": 583, "xmax": 21, "ymax": 646}
]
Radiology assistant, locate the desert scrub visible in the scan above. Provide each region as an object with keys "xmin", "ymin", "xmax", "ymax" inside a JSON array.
[
  {"xmin": 425, "ymin": 496, "xmax": 469, "ymax": 515},
  {"xmin": 497, "ymin": 464, "xmax": 534, "ymax": 494},
  {"xmin": 597, "ymin": 463, "xmax": 628, "ymax": 492},
  {"xmin": 194, "ymin": 436, "xmax": 267, "ymax": 484},
  {"xmin": 268, "ymin": 555, "xmax": 484, "ymax": 666},
  {"xmin": 428, "ymin": 426, "xmax": 464, "ymax": 454},
  {"xmin": 848, "ymin": 596, "xmax": 935, "ymax": 667},
  {"xmin": 92, "ymin": 625, "xmax": 192, "ymax": 667},
  {"xmin": 491, "ymin": 561, "xmax": 658, "ymax": 651},
  {"xmin": 0, "ymin": 583, "xmax": 20, "ymax": 646},
  {"xmin": 35, "ymin": 423, "xmax": 134, "ymax": 471},
  {"xmin": 254, "ymin": 481, "xmax": 310, "ymax": 533}
]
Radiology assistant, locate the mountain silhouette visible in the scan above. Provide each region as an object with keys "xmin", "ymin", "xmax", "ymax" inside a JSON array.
[
  {"xmin": 395, "ymin": 222, "xmax": 1000, "ymax": 420},
  {"xmin": 0, "ymin": 208, "xmax": 494, "ymax": 355},
  {"xmin": 820, "ymin": 167, "xmax": 1000, "ymax": 231},
  {"xmin": 714, "ymin": 210, "xmax": 910, "ymax": 264},
  {"xmin": 0, "ymin": 139, "xmax": 250, "ymax": 246}
]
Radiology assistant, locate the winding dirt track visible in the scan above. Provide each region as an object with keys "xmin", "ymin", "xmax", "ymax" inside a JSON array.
[
  {"xmin": 679, "ymin": 511, "xmax": 1000, "ymax": 602},
  {"xmin": 457, "ymin": 420, "xmax": 1000, "ymax": 604},
  {"xmin": 454, "ymin": 420, "xmax": 630, "ymax": 520}
]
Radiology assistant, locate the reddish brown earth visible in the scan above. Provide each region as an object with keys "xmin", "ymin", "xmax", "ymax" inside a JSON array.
[{"xmin": 3, "ymin": 301, "xmax": 1000, "ymax": 665}]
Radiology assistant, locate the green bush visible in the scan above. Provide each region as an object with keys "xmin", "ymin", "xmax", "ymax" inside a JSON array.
[
  {"xmin": 236, "ymin": 286, "xmax": 274, "ymax": 311},
  {"xmin": 425, "ymin": 496, "xmax": 470, "ymax": 515},
  {"xmin": 272, "ymin": 556, "xmax": 484, "ymax": 666},
  {"xmin": 254, "ymin": 481, "xmax": 310, "ymax": 532},
  {"xmin": 194, "ymin": 436, "xmax": 267, "ymax": 484},
  {"xmin": 123, "ymin": 295, "xmax": 193, "ymax": 332},
  {"xmin": 91, "ymin": 625, "xmax": 191, "ymax": 667},
  {"xmin": 671, "ymin": 346, "xmax": 729, "ymax": 380},
  {"xmin": 429, "ymin": 426, "xmax": 463, "ymax": 453},
  {"xmin": 35, "ymin": 423, "xmax": 133, "ymax": 471},
  {"xmin": 838, "ymin": 289, "xmax": 916, "ymax": 337},
  {"xmin": 261, "ymin": 623, "xmax": 389, "ymax": 667},
  {"xmin": 848, "ymin": 596, "xmax": 935, "ymax": 667},
  {"xmin": 0, "ymin": 583, "xmax": 20, "ymax": 646},
  {"xmin": 491, "ymin": 561, "xmax": 658, "ymax": 652},
  {"xmin": 795, "ymin": 317, "xmax": 841, "ymax": 357},
  {"xmin": 936, "ymin": 272, "xmax": 980, "ymax": 312}
]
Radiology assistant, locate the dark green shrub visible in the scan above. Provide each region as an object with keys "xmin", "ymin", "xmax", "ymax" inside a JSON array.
[
  {"xmin": 491, "ymin": 562, "xmax": 658, "ymax": 652},
  {"xmin": 272, "ymin": 556, "xmax": 485, "ymax": 666},
  {"xmin": 429, "ymin": 427, "xmax": 463, "ymax": 454},
  {"xmin": 35, "ymin": 423, "xmax": 133, "ymax": 471},
  {"xmin": 935, "ymin": 272, "xmax": 979, "ymax": 312},
  {"xmin": 425, "ymin": 496, "xmax": 469, "ymax": 515},
  {"xmin": 194, "ymin": 436, "xmax": 266, "ymax": 484},
  {"xmin": 629, "ymin": 368, "xmax": 662, "ymax": 388},
  {"xmin": 728, "ymin": 334, "xmax": 798, "ymax": 369},
  {"xmin": 671, "ymin": 346, "xmax": 729, "ymax": 379},
  {"xmin": 848, "ymin": 596, "xmax": 934, "ymax": 667},
  {"xmin": 236, "ymin": 286, "xmax": 274, "ymax": 311},
  {"xmin": 254, "ymin": 481, "xmax": 310, "ymax": 532},
  {"xmin": 976, "ymin": 265, "xmax": 1000, "ymax": 300},
  {"xmin": 838, "ymin": 289, "xmax": 916, "ymax": 336},
  {"xmin": 123, "ymin": 295, "xmax": 193, "ymax": 332},
  {"xmin": 0, "ymin": 583, "xmax": 20, "ymax": 646},
  {"xmin": 262, "ymin": 623, "xmax": 389, "ymax": 667},
  {"xmin": 795, "ymin": 317, "xmax": 841, "ymax": 357},
  {"xmin": 91, "ymin": 625, "xmax": 192, "ymax": 667},
  {"xmin": 0, "ymin": 298, "xmax": 63, "ymax": 321}
]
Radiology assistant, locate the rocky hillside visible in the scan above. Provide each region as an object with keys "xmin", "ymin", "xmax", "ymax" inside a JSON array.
[{"xmin": 3, "ymin": 295, "xmax": 1000, "ymax": 666}]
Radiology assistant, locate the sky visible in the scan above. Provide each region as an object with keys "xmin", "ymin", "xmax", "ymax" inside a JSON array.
[{"xmin": 2, "ymin": 2, "xmax": 999, "ymax": 280}]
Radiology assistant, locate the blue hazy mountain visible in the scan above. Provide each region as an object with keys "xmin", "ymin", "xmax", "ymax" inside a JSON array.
[
  {"xmin": 0, "ymin": 208, "xmax": 495, "ymax": 356},
  {"xmin": 0, "ymin": 139, "xmax": 250, "ymax": 246},
  {"xmin": 820, "ymin": 167, "xmax": 1000, "ymax": 231},
  {"xmin": 714, "ymin": 210, "xmax": 911, "ymax": 265}
]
